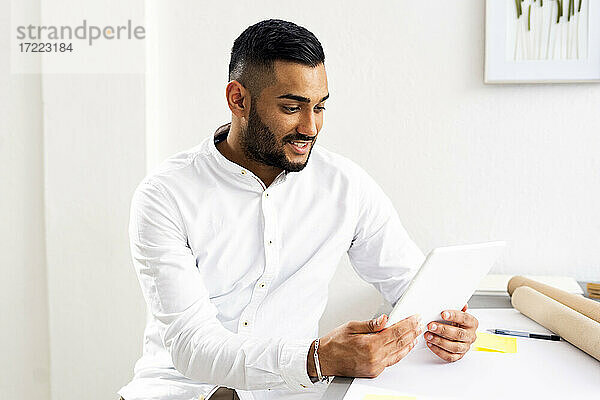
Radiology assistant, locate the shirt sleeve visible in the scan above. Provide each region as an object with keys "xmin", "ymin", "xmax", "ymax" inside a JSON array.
[
  {"xmin": 129, "ymin": 181, "xmax": 318, "ymax": 392},
  {"xmin": 346, "ymin": 167, "xmax": 425, "ymax": 306}
]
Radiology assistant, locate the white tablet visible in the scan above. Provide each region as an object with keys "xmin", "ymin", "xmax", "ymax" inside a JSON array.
[{"xmin": 385, "ymin": 241, "xmax": 506, "ymax": 329}]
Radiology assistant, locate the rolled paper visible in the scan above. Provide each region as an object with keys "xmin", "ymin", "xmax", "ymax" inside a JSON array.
[
  {"xmin": 507, "ymin": 276, "xmax": 600, "ymax": 324},
  {"xmin": 511, "ymin": 286, "xmax": 600, "ymax": 362}
]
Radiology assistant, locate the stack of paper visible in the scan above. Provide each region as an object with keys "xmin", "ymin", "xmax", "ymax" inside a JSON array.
[{"xmin": 475, "ymin": 274, "xmax": 583, "ymax": 297}]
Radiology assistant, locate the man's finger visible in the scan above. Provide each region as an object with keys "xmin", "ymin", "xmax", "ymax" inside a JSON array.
[
  {"xmin": 424, "ymin": 331, "xmax": 472, "ymax": 354},
  {"xmin": 426, "ymin": 321, "xmax": 475, "ymax": 343},
  {"xmin": 384, "ymin": 322, "xmax": 424, "ymax": 348},
  {"xmin": 385, "ymin": 336, "xmax": 418, "ymax": 367},
  {"xmin": 441, "ymin": 309, "xmax": 478, "ymax": 329},
  {"xmin": 380, "ymin": 314, "xmax": 421, "ymax": 344},
  {"xmin": 346, "ymin": 314, "xmax": 388, "ymax": 334},
  {"xmin": 426, "ymin": 341, "xmax": 465, "ymax": 363}
]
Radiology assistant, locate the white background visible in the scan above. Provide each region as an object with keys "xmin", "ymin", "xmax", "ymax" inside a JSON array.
[{"xmin": 2, "ymin": 1, "xmax": 599, "ymax": 400}]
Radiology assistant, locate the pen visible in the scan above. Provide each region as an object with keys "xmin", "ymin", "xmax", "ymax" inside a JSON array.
[{"xmin": 487, "ymin": 329, "xmax": 561, "ymax": 341}]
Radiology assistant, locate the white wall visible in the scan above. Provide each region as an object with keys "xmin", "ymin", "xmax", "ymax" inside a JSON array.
[
  {"xmin": 1, "ymin": 0, "xmax": 50, "ymax": 398},
  {"xmin": 33, "ymin": 0, "xmax": 148, "ymax": 398},
  {"xmin": 148, "ymin": 0, "xmax": 600, "ymax": 333},
  {"xmin": 4, "ymin": 0, "xmax": 149, "ymax": 398},
  {"xmin": 42, "ymin": 74, "xmax": 147, "ymax": 400}
]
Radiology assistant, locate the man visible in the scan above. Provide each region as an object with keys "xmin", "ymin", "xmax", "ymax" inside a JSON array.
[{"xmin": 118, "ymin": 19, "xmax": 478, "ymax": 400}]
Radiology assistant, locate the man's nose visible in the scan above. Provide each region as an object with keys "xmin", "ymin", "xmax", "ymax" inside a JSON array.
[{"xmin": 297, "ymin": 111, "xmax": 318, "ymax": 137}]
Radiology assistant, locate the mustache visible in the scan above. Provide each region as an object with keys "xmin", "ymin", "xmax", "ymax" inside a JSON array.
[{"xmin": 283, "ymin": 134, "xmax": 315, "ymax": 142}]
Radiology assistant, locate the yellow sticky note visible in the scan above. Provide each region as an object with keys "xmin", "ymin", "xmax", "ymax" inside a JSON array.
[
  {"xmin": 363, "ymin": 395, "xmax": 416, "ymax": 400},
  {"xmin": 472, "ymin": 331, "xmax": 517, "ymax": 353}
]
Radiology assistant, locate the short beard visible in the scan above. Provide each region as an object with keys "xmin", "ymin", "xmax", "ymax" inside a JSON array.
[{"xmin": 239, "ymin": 103, "xmax": 315, "ymax": 172}]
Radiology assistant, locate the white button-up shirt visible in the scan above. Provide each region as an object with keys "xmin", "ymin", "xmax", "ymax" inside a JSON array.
[{"xmin": 118, "ymin": 124, "xmax": 424, "ymax": 400}]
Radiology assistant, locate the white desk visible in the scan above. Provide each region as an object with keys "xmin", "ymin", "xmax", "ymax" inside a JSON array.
[{"xmin": 321, "ymin": 282, "xmax": 600, "ymax": 400}]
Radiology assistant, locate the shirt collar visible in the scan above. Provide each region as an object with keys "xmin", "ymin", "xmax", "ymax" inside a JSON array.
[{"xmin": 208, "ymin": 123, "xmax": 291, "ymax": 188}]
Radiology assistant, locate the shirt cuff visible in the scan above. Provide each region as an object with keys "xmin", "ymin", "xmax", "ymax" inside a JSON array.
[{"xmin": 279, "ymin": 339, "xmax": 323, "ymax": 392}]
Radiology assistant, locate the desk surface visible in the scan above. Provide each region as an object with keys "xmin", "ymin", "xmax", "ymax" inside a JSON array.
[{"xmin": 320, "ymin": 281, "xmax": 597, "ymax": 400}]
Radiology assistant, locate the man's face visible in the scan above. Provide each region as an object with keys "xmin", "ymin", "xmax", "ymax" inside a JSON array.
[{"xmin": 239, "ymin": 60, "xmax": 328, "ymax": 172}]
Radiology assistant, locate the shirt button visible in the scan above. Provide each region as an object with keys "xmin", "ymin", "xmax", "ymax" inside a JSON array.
[
  {"xmin": 243, "ymin": 321, "xmax": 249, "ymax": 326},
  {"xmin": 259, "ymin": 282, "xmax": 266, "ymax": 288},
  {"xmin": 264, "ymin": 192, "xmax": 269, "ymax": 198},
  {"xmin": 268, "ymin": 240, "xmax": 273, "ymax": 245},
  {"xmin": 241, "ymin": 170, "xmax": 246, "ymax": 175}
]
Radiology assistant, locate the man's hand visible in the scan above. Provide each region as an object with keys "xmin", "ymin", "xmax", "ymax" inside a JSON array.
[
  {"xmin": 424, "ymin": 304, "xmax": 478, "ymax": 362},
  {"xmin": 308, "ymin": 314, "xmax": 425, "ymax": 379}
]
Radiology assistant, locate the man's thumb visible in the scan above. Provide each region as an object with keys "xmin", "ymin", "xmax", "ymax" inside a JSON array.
[{"xmin": 347, "ymin": 314, "xmax": 388, "ymax": 334}]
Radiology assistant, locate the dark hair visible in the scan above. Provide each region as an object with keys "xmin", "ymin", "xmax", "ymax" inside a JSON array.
[{"xmin": 228, "ymin": 19, "xmax": 325, "ymax": 95}]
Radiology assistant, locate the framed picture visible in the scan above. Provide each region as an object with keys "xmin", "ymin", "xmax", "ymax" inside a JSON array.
[{"xmin": 485, "ymin": 0, "xmax": 600, "ymax": 83}]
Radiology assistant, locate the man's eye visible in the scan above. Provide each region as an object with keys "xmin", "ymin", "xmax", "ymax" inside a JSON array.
[
  {"xmin": 314, "ymin": 106, "xmax": 326, "ymax": 113},
  {"xmin": 282, "ymin": 106, "xmax": 300, "ymax": 113}
]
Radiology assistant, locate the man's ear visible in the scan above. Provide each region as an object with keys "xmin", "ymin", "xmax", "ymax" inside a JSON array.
[{"xmin": 226, "ymin": 80, "xmax": 250, "ymax": 118}]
